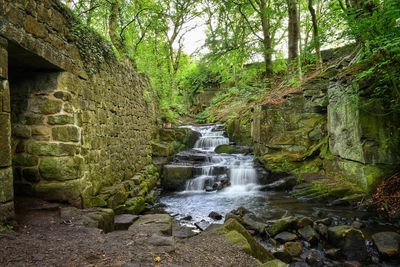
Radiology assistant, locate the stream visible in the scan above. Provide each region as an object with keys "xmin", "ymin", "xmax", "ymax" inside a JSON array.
[{"xmin": 159, "ymin": 125, "xmax": 386, "ymax": 231}]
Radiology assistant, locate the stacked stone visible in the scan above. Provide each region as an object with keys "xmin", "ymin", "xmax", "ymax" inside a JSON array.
[
  {"xmin": 11, "ymin": 76, "xmax": 83, "ymax": 206},
  {"xmin": 0, "ymin": 37, "xmax": 14, "ymax": 222}
]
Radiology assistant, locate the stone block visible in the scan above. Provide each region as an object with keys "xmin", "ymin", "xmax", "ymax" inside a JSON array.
[
  {"xmin": 2, "ymin": 80, "xmax": 10, "ymax": 112},
  {"xmin": 0, "ymin": 201, "xmax": 14, "ymax": 222},
  {"xmin": 0, "ymin": 113, "xmax": 11, "ymax": 167},
  {"xmin": 53, "ymin": 91, "xmax": 72, "ymax": 101},
  {"xmin": 31, "ymin": 126, "xmax": 51, "ymax": 138},
  {"xmin": 12, "ymin": 125, "xmax": 32, "ymax": 139},
  {"xmin": 33, "ymin": 179, "xmax": 82, "ymax": 207},
  {"xmin": 25, "ymin": 114, "xmax": 45, "ymax": 125},
  {"xmin": 12, "ymin": 154, "xmax": 39, "ymax": 167},
  {"xmin": 39, "ymin": 156, "xmax": 84, "ymax": 181},
  {"xmin": 30, "ymin": 97, "xmax": 63, "ymax": 114},
  {"xmin": 0, "ymin": 167, "xmax": 13, "ymax": 203},
  {"xmin": 0, "ymin": 46, "xmax": 8, "ymax": 80},
  {"xmin": 22, "ymin": 168, "xmax": 41, "ymax": 183},
  {"xmin": 28, "ymin": 142, "xmax": 78, "ymax": 156},
  {"xmin": 48, "ymin": 115, "xmax": 74, "ymax": 125},
  {"xmin": 52, "ymin": 126, "xmax": 80, "ymax": 142}
]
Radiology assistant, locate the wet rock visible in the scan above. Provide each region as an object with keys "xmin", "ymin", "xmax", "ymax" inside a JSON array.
[
  {"xmin": 305, "ymin": 249, "xmax": 325, "ymax": 267},
  {"xmin": 325, "ymin": 248, "xmax": 341, "ymax": 260},
  {"xmin": 328, "ymin": 225, "xmax": 368, "ymax": 261},
  {"xmin": 215, "ymin": 144, "xmax": 253, "ymax": 154},
  {"xmin": 343, "ymin": 261, "xmax": 361, "ymax": 267},
  {"xmin": 296, "ymin": 217, "xmax": 313, "ymax": 229},
  {"xmin": 208, "ymin": 211, "xmax": 223, "ymax": 220},
  {"xmin": 242, "ymin": 213, "xmax": 267, "ymax": 233},
  {"xmin": 261, "ymin": 176, "xmax": 297, "ymax": 191},
  {"xmin": 273, "ymin": 250, "xmax": 292, "ymax": 263},
  {"xmin": 371, "ymin": 231, "xmax": 400, "ymax": 257},
  {"xmin": 172, "ymin": 222, "xmax": 197, "ymax": 239},
  {"xmin": 181, "ymin": 215, "xmax": 192, "ymax": 221},
  {"xmin": 314, "ymin": 223, "xmax": 328, "ymax": 239},
  {"xmin": 161, "ymin": 165, "xmax": 193, "ymax": 191},
  {"xmin": 284, "ymin": 241, "xmax": 303, "ymax": 257},
  {"xmin": 266, "ymin": 217, "xmax": 299, "ymax": 236},
  {"xmin": 298, "ymin": 225, "xmax": 319, "ymax": 245},
  {"xmin": 315, "ymin": 218, "xmax": 332, "ymax": 226},
  {"xmin": 289, "ymin": 262, "xmax": 309, "ymax": 267},
  {"xmin": 350, "ymin": 220, "xmax": 363, "ymax": 229},
  {"xmin": 205, "ymin": 186, "xmax": 215, "ymax": 192},
  {"xmin": 259, "ymin": 259, "xmax": 289, "ymax": 267},
  {"xmin": 114, "ymin": 214, "xmax": 139, "ymax": 230},
  {"xmin": 195, "ymin": 220, "xmax": 210, "ymax": 231},
  {"xmin": 275, "ymin": 232, "xmax": 298, "ymax": 243}
]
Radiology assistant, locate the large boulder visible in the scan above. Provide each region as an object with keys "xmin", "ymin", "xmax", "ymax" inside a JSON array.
[
  {"xmin": 371, "ymin": 231, "xmax": 400, "ymax": 257},
  {"xmin": 216, "ymin": 218, "xmax": 273, "ymax": 263},
  {"xmin": 60, "ymin": 207, "xmax": 114, "ymax": 233},
  {"xmin": 161, "ymin": 164, "xmax": 193, "ymax": 191},
  {"xmin": 328, "ymin": 225, "xmax": 368, "ymax": 261}
]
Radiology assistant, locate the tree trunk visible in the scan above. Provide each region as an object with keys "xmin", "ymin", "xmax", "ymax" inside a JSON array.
[
  {"xmin": 287, "ymin": 0, "xmax": 299, "ymax": 62},
  {"xmin": 108, "ymin": 0, "xmax": 129, "ymax": 62},
  {"xmin": 308, "ymin": 0, "xmax": 323, "ymax": 70},
  {"xmin": 259, "ymin": 0, "xmax": 273, "ymax": 82}
]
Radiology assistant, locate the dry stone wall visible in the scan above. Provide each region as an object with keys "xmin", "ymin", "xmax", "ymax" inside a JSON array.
[{"xmin": 0, "ymin": 0, "xmax": 158, "ymax": 221}]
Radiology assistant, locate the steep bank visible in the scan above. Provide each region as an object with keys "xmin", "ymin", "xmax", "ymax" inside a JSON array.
[{"xmin": 201, "ymin": 51, "xmax": 400, "ymax": 195}]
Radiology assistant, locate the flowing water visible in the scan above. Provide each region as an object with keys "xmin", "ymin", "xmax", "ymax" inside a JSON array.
[{"xmin": 159, "ymin": 125, "xmax": 389, "ymax": 229}]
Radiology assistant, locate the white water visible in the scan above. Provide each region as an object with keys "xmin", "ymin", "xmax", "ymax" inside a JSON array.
[{"xmin": 179, "ymin": 125, "xmax": 259, "ymax": 193}]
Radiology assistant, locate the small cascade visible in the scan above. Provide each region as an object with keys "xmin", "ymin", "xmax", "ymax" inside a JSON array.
[
  {"xmin": 178, "ymin": 124, "xmax": 259, "ymax": 193},
  {"xmin": 193, "ymin": 125, "xmax": 229, "ymax": 152}
]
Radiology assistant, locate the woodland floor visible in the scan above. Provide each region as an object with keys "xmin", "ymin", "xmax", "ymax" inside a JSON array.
[{"xmin": 0, "ymin": 198, "xmax": 259, "ymax": 267}]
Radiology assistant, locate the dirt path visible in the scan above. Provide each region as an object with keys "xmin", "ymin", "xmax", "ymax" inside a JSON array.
[{"xmin": 0, "ymin": 198, "xmax": 259, "ymax": 267}]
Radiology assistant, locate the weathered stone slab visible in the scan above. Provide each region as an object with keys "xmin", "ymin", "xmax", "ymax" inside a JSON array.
[
  {"xmin": 128, "ymin": 214, "xmax": 172, "ymax": 236},
  {"xmin": 48, "ymin": 115, "xmax": 74, "ymax": 125},
  {"xmin": 161, "ymin": 165, "xmax": 193, "ymax": 191},
  {"xmin": 28, "ymin": 142, "xmax": 79, "ymax": 156},
  {"xmin": 0, "ymin": 167, "xmax": 13, "ymax": 203},
  {"xmin": 33, "ymin": 179, "xmax": 83, "ymax": 207},
  {"xmin": 39, "ymin": 156, "xmax": 83, "ymax": 181},
  {"xmin": 0, "ymin": 113, "xmax": 11, "ymax": 167},
  {"xmin": 114, "ymin": 214, "xmax": 139, "ymax": 230},
  {"xmin": 0, "ymin": 201, "xmax": 14, "ymax": 222},
  {"xmin": 52, "ymin": 126, "xmax": 80, "ymax": 142},
  {"xmin": 30, "ymin": 97, "xmax": 63, "ymax": 114}
]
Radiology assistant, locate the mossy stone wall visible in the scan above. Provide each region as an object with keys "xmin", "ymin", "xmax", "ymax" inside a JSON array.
[{"xmin": 0, "ymin": 0, "xmax": 158, "ymax": 219}]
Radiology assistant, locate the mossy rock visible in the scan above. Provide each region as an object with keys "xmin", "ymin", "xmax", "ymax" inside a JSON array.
[
  {"xmin": 215, "ymin": 144, "xmax": 253, "ymax": 154},
  {"xmin": 259, "ymin": 259, "xmax": 288, "ymax": 267},
  {"xmin": 161, "ymin": 165, "xmax": 193, "ymax": 191},
  {"xmin": 115, "ymin": 197, "xmax": 146, "ymax": 215},
  {"xmin": 216, "ymin": 218, "xmax": 273, "ymax": 263},
  {"xmin": 265, "ymin": 217, "xmax": 299, "ymax": 236}
]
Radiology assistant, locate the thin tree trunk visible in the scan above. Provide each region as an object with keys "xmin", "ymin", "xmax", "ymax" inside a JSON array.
[
  {"xmin": 287, "ymin": 0, "xmax": 300, "ymax": 79},
  {"xmin": 308, "ymin": 0, "xmax": 323, "ymax": 70},
  {"xmin": 109, "ymin": 0, "xmax": 129, "ymax": 62},
  {"xmin": 259, "ymin": 0, "xmax": 273, "ymax": 82}
]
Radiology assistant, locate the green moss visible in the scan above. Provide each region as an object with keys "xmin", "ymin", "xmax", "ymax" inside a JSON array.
[
  {"xmin": 259, "ymin": 259, "xmax": 288, "ymax": 267},
  {"xmin": 216, "ymin": 218, "xmax": 273, "ymax": 263}
]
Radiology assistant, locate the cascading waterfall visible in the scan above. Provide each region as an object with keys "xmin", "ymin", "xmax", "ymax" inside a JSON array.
[{"xmin": 180, "ymin": 124, "xmax": 259, "ymax": 192}]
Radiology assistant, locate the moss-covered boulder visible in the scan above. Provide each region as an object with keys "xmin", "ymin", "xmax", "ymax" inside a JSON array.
[
  {"xmin": 216, "ymin": 218, "xmax": 273, "ymax": 263},
  {"xmin": 215, "ymin": 144, "xmax": 253, "ymax": 154},
  {"xmin": 328, "ymin": 225, "xmax": 368, "ymax": 261}
]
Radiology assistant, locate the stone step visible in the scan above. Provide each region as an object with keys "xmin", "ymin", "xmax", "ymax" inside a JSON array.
[{"xmin": 114, "ymin": 214, "xmax": 139, "ymax": 230}]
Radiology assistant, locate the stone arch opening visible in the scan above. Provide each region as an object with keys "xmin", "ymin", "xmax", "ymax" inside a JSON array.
[{"xmin": 7, "ymin": 42, "xmax": 66, "ymax": 210}]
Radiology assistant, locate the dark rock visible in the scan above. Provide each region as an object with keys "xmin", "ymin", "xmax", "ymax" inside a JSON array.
[
  {"xmin": 208, "ymin": 211, "xmax": 223, "ymax": 220},
  {"xmin": 296, "ymin": 217, "xmax": 313, "ymax": 229},
  {"xmin": 205, "ymin": 186, "xmax": 215, "ymax": 192},
  {"xmin": 172, "ymin": 222, "xmax": 197, "ymax": 239},
  {"xmin": 242, "ymin": 213, "xmax": 267, "ymax": 233},
  {"xmin": 314, "ymin": 223, "xmax": 328, "ymax": 239},
  {"xmin": 305, "ymin": 249, "xmax": 325, "ymax": 267},
  {"xmin": 298, "ymin": 225, "xmax": 319, "ymax": 245},
  {"xmin": 215, "ymin": 144, "xmax": 253, "ymax": 154},
  {"xmin": 181, "ymin": 215, "xmax": 192, "ymax": 221},
  {"xmin": 273, "ymin": 250, "xmax": 292, "ymax": 263},
  {"xmin": 371, "ymin": 231, "xmax": 400, "ymax": 257},
  {"xmin": 284, "ymin": 241, "xmax": 303, "ymax": 257},
  {"xmin": 114, "ymin": 214, "xmax": 139, "ymax": 230},
  {"xmin": 195, "ymin": 220, "xmax": 210, "ymax": 231},
  {"xmin": 325, "ymin": 248, "xmax": 341, "ymax": 260},
  {"xmin": 350, "ymin": 220, "xmax": 363, "ymax": 229},
  {"xmin": 343, "ymin": 261, "xmax": 362, "ymax": 267},
  {"xmin": 289, "ymin": 262, "xmax": 310, "ymax": 267},
  {"xmin": 261, "ymin": 176, "xmax": 298, "ymax": 191},
  {"xmin": 328, "ymin": 225, "xmax": 368, "ymax": 261},
  {"xmin": 315, "ymin": 218, "xmax": 332, "ymax": 226},
  {"xmin": 275, "ymin": 232, "xmax": 298, "ymax": 243},
  {"xmin": 161, "ymin": 165, "xmax": 193, "ymax": 191}
]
